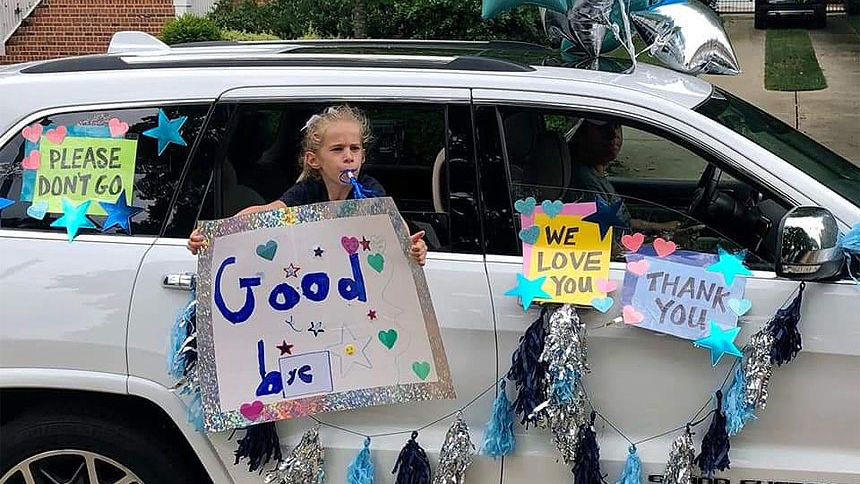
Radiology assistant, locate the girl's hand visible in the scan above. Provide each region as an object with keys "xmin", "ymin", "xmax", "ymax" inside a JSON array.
[
  {"xmin": 187, "ymin": 228, "xmax": 206, "ymax": 255},
  {"xmin": 410, "ymin": 231, "xmax": 427, "ymax": 266}
]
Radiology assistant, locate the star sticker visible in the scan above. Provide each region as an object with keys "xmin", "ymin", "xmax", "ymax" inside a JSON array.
[
  {"xmin": 504, "ymin": 273, "xmax": 551, "ymax": 311},
  {"xmin": 706, "ymin": 246, "xmax": 752, "ymax": 285},
  {"xmin": 98, "ymin": 190, "xmax": 144, "ymax": 234},
  {"xmin": 367, "ymin": 309, "xmax": 377, "ymax": 320},
  {"xmin": 142, "ymin": 109, "xmax": 187, "ymax": 155},
  {"xmin": 276, "ymin": 340, "xmax": 294, "ymax": 356},
  {"xmin": 326, "ymin": 326, "xmax": 372, "ymax": 376},
  {"xmin": 694, "ymin": 321, "xmax": 743, "ymax": 367},
  {"xmin": 313, "ymin": 246, "xmax": 325, "ymax": 257},
  {"xmin": 308, "ymin": 321, "xmax": 325, "ymax": 337},
  {"xmin": 0, "ymin": 197, "xmax": 13, "ymax": 211},
  {"xmin": 50, "ymin": 198, "xmax": 97, "ymax": 242},
  {"xmin": 360, "ymin": 236, "xmax": 371, "ymax": 251},
  {"xmin": 582, "ymin": 195, "xmax": 627, "ymax": 240},
  {"xmin": 283, "ymin": 263, "xmax": 301, "ymax": 278}
]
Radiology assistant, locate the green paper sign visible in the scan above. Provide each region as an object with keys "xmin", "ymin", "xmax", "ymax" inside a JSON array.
[{"xmin": 33, "ymin": 136, "xmax": 138, "ymax": 215}]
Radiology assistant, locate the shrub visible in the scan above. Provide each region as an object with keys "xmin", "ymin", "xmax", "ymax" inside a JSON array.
[
  {"xmin": 160, "ymin": 14, "xmax": 222, "ymax": 45},
  {"xmin": 221, "ymin": 30, "xmax": 281, "ymax": 41}
]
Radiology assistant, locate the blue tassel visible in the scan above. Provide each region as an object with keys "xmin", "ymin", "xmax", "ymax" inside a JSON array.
[
  {"xmin": 722, "ymin": 365, "xmax": 755, "ymax": 436},
  {"xmin": 392, "ymin": 431, "xmax": 431, "ymax": 484},
  {"xmin": 347, "ymin": 437, "xmax": 374, "ymax": 484},
  {"xmin": 167, "ymin": 283, "xmax": 197, "ymax": 379},
  {"xmin": 694, "ymin": 391, "xmax": 731, "ymax": 476},
  {"xmin": 767, "ymin": 283, "xmax": 804, "ymax": 366},
  {"xmin": 507, "ymin": 306, "xmax": 548, "ymax": 427},
  {"xmin": 481, "ymin": 379, "xmax": 516, "ymax": 458},
  {"xmin": 186, "ymin": 389, "xmax": 204, "ymax": 432},
  {"xmin": 839, "ymin": 223, "xmax": 860, "ymax": 281},
  {"xmin": 616, "ymin": 445, "xmax": 642, "ymax": 484},
  {"xmin": 551, "ymin": 369, "xmax": 576, "ymax": 403},
  {"xmin": 572, "ymin": 411, "xmax": 601, "ymax": 484}
]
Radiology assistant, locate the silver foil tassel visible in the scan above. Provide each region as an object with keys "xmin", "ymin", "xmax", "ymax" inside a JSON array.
[
  {"xmin": 546, "ymin": 387, "xmax": 587, "ymax": 464},
  {"xmin": 433, "ymin": 415, "xmax": 475, "ymax": 484},
  {"xmin": 263, "ymin": 428, "xmax": 325, "ymax": 484},
  {"xmin": 662, "ymin": 429, "xmax": 696, "ymax": 484},
  {"xmin": 744, "ymin": 329, "xmax": 774, "ymax": 409}
]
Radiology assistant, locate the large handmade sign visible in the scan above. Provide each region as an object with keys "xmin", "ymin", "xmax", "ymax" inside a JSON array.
[{"xmin": 196, "ymin": 198, "xmax": 454, "ymax": 432}]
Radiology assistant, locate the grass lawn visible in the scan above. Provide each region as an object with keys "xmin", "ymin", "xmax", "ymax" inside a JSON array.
[{"xmin": 765, "ymin": 28, "xmax": 827, "ymax": 91}]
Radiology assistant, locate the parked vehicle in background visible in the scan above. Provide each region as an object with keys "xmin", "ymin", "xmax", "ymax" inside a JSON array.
[{"xmin": 755, "ymin": 0, "xmax": 828, "ymax": 28}]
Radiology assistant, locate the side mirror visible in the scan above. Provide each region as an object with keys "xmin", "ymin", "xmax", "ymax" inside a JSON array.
[{"xmin": 776, "ymin": 206, "xmax": 843, "ymax": 281}]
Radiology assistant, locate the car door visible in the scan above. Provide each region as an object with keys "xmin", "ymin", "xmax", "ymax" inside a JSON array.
[
  {"xmin": 472, "ymin": 89, "xmax": 860, "ymax": 482},
  {"xmin": 127, "ymin": 84, "xmax": 503, "ymax": 483}
]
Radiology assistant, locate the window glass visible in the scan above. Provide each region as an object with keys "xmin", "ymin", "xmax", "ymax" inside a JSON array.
[{"xmin": 0, "ymin": 104, "xmax": 210, "ymax": 237}]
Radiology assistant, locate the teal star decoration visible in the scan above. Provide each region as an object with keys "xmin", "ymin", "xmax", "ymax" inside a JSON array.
[
  {"xmin": 50, "ymin": 198, "xmax": 97, "ymax": 242},
  {"xmin": 142, "ymin": 109, "xmax": 187, "ymax": 155},
  {"xmin": 505, "ymin": 273, "xmax": 551, "ymax": 311},
  {"xmin": 706, "ymin": 246, "xmax": 753, "ymax": 285},
  {"xmin": 694, "ymin": 321, "xmax": 743, "ymax": 367},
  {"xmin": 582, "ymin": 195, "xmax": 627, "ymax": 240},
  {"xmin": 0, "ymin": 197, "xmax": 13, "ymax": 211},
  {"xmin": 98, "ymin": 190, "xmax": 144, "ymax": 234}
]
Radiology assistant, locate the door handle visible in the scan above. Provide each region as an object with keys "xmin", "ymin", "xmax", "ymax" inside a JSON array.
[{"xmin": 162, "ymin": 272, "xmax": 195, "ymax": 291}]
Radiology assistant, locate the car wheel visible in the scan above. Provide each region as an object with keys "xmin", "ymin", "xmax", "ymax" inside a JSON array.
[{"xmin": 0, "ymin": 409, "xmax": 206, "ymax": 484}]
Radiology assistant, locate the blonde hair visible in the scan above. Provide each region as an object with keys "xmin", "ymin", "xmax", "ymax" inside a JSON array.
[{"xmin": 298, "ymin": 105, "xmax": 372, "ymax": 180}]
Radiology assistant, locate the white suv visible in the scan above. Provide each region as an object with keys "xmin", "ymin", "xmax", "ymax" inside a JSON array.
[{"xmin": 1, "ymin": 33, "xmax": 858, "ymax": 484}]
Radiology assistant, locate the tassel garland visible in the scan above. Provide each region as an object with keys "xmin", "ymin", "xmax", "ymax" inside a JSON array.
[
  {"xmin": 393, "ymin": 431, "xmax": 432, "ymax": 484},
  {"xmin": 480, "ymin": 380, "xmax": 515, "ymax": 458},
  {"xmin": 263, "ymin": 427, "xmax": 325, "ymax": 484},
  {"xmin": 662, "ymin": 428, "xmax": 696, "ymax": 484},
  {"xmin": 572, "ymin": 411, "xmax": 601, "ymax": 484},
  {"xmin": 433, "ymin": 415, "xmax": 475, "ymax": 484},
  {"xmin": 722, "ymin": 365, "xmax": 755, "ymax": 436},
  {"xmin": 234, "ymin": 422, "xmax": 283, "ymax": 473},
  {"xmin": 616, "ymin": 445, "xmax": 642, "ymax": 484},
  {"xmin": 346, "ymin": 437, "xmax": 374, "ymax": 484},
  {"xmin": 507, "ymin": 306, "xmax": 549, "ymax": 427},
  {"xmin": 767, "ymin": 283, "xmax": 805, "ymax": 366},
  {"xmin": 694, "ymin": 391, "xmax": 731, "ymax": 476}
]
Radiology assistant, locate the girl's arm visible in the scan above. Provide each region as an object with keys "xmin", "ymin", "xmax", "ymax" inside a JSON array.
[{"xmin": 235, "ymin": 200, "xmax": 288, "ymax": 217}]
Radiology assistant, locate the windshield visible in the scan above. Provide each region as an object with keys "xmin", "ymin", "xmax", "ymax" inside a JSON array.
[{"xmin": 695, "ymin": 87, "xmax": 859, "ymax": 207}]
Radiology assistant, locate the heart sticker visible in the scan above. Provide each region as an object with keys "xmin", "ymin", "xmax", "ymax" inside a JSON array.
[
  {"xmin": 654, "ymin": 238, "xmax": 677, "ymax": 258},
  {"xmin": 622, "ymin": 305, "xmax": 645, "ymax": 325},
  {"xmin": 518, "ymin": 226, "xmax": 539, "ymax": 245},
  {"xmin": 541, "ymin": 199, "xmax": 564, "ymax": 219},
  {"xmin": 240, "ymin": 400, "xmax": 264, "ymax": 421},
  {"xmin": 514, "ymin": 197, "xmax": 537, "ymax": 215},
  {"xmin": 728, "ymin": 298, "xmax": 752, "ymax": 317},
  {"xmin": 108, "ymin": 117, "xmax": 129, "ymax": 137},
  {"xmin": 27, "ymin": 201, "xmax": 48, "ymax": 220},
  {"xmin": 621, "ymin": 233, "xmax": 645, "ymax": 252},
  {"xmin": 341, "ymin": 236, "xmax": 360, "ymax": 255},
  {"xmin": 412, "ymin": 361, "xmax": 431, "ymax": 381},
  {"xmin": 626, "ymin": 259, "xmax": 650, "ymax": 276},
  {"xmin": 21, "ymin": 123, "xmax": 43, "ymax": 143},
  {"xmin": 591, "ymin": 297, "xmax": 614, "ymax": 313},
  {"xmin": 255, "ymin": 240, "xmax": 278, "ymax": 261},
  {"xmin": 595, "ymin": 278, "xmax": 618, "ymax": 293},
  {"xmin": 368, "ymin": 253, "xmax": 385, "ymax": 273},
  {"xmin": 21, "ymin": 151, "xmax": 40, "ymax": 170},
  {"xmin": 378, "ymin": 329, "xmax": 398, "ymax": 349},
  {"xmin": 45, "ymin": 126, "xmax": 67, "ymax": 145}
]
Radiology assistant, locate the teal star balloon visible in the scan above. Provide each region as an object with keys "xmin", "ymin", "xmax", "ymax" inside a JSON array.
[
  {"xmin": 98, "ymin": 190, "xmax": 144, "ymax": 234},
  {"xmin": 0, "ymin": 197, "xmax": 13, "ymax": 211},
  {"xmin": 50, "ymin": 198, "xmax": 97, "ymax": 242},
  {"xmin": 706, "ymin": 246, "xmax": 753, "ymax": 285},
  {"xmin": 694, "ymin": 321, "xmax": 743, "ymax": 367},
  {"xmin": 582, "ymin": 194, "xmax": 627, "ymax": 240},
  {"xmin": 505, "ymin": 273, "xmax": 551, "ymax": 311},
  {"xmin": 142, "ymin": 109, "xmax": 187, "ymax": 155}
]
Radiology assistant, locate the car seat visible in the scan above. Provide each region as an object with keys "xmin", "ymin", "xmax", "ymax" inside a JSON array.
[{"xmin": 502, "ymin": 111, "xmax": 571, "ymax": 201}]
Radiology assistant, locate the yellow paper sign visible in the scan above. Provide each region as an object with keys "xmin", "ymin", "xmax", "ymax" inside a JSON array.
[
  {"xmin": 33, "ymin": 136, "xmax": 138, "ymax": 215},
  {"xmin": 522, "ymin": 203, "xmax": 612, "ymax": 305}
]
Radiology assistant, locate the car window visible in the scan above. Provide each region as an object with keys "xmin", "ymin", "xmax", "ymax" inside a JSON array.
[
  {"xmin": 0, "ymin": 104, "xmax": 210, "ymax": 237},
  {"xmin": 483, "ymin": 106, "xmax": 791, "ymax": 270}
]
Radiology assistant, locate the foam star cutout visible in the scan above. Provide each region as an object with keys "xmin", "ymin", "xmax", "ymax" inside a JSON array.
[
  {"xmin": 276, "ymin": 340, "xmax": 294, "ymax": 356},
  {"xmin": 326, "ymin": 326, "xmax": 372, "ymax": 376},
  {"xmin": 313, "ymin": 246, "xmax": 325, "ymax": 257},
  {"xmin": 505, "ymin": 273, "xmax": 551, "ymax": 311},
  {"xmin": 582, "ymin": 195, "xmax": 626, "ymax": 240},
  {"xmin": 694, "ymin": 321, "xmax": 743, "ymax": 367},
  {"xmin": 308, "ymin": 321, "xmax": 325, "ymax": 336},
  {"xmin": 367, "ymin": 309, "xmax": 377, "ymax": 320},
  {"xmin": 142, "ymin": 109, "xmax": 187, "ymax": 155},
  {"xmin": 98, "ymin": 190, "xmax": 144, "ymax": 234},
  {"xmin": 50, "ymin": 198, "xmax": 97, "ymax": 242},
  {"xmin": 283, "ymin": 263, "xmax": 301, "ymax": 278},
  {"xmin": 360, "ymin": 236, "xmax": 371, "ymax": 251},
  {"xmin": 706, "ymin": 246, "xmax": 752, "ymax": 285},
  {"xmin": 0, "ymin": 197, "xmax": 13, "ymax": 211}
]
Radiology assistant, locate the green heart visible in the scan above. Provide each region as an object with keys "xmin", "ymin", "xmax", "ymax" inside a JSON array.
[
  {"xmin": 367, "ymin": 253, "xmax": 384, "ymax": 273},
  {"xmin": 378, "ymin": 329, "xmax": 398, "ymax": 349},
  {"xmin": 412, "ymin": 361, "xmax": 431, "ymax": 381}
]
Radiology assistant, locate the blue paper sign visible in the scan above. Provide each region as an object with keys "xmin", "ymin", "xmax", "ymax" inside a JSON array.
[
  {"xmin": 620, "ymin": 249, "xmax": 747, "ymax": 341},
  {"xmin": 279, "ymin": 351, "xmax": 334, "ymax": 399}
]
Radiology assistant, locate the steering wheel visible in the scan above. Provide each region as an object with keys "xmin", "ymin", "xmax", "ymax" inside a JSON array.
[{"xmin": 687, "ymin": 164, "xmax": 718, "ymax": 220}]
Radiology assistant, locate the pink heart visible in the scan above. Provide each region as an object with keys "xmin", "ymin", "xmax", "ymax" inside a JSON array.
[
  {"xmin": 595, "ymin": 278, "xmax": 618, "ymax": 293},
  {"xmin": 621, "ymin": 232, "xmax": 644, "ymax": 252},
  {"xmin": 108, "ymin": 117, "xmax": 129, "ymax": 137},
  {"xmin": 654, "ymin": 238, "xmax": 677, "ymax": 258},
  {"xmin": 341, "ymin": 236, "xmax": 360, "ymax": 255},
  {"xmin": 240, "ymin": 400, "xmax": 264, "ymax": 421},
  {"xmin": 45, "ymin": 126, "xmax": 67, "ymax": 145},
  {"xmin": 21, "ymin": 151, "xmax": 40, "ymax": 170},
  {"xmin": 622, "ymin": 305, "xmax": 644, "ymax": 325},
  {"xmin": 21, "ymin": 123, "xmax": 43, "ymax": 143},
  {"xmin": 626, "ymin": 259, "xmax": 650, "ymax": 276}
]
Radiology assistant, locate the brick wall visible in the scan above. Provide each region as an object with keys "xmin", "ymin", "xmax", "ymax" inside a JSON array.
[{"xmin": 1, "ymin": 0, "xmax": 175, "ymax": 65}]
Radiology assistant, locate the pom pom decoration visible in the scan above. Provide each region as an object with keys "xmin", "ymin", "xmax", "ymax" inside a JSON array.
[
  {"xmin": 481, "ymin": 380, "xmax": 516, "ymax": 458},
  {"xmin": 662, "ymin": 427, "xmax": 696, "ymax": 484},
  {"xmin": 694, "ymin": 391, "xmax": 731, "ymax": 476},
  {"xmin": 572, "ymin": 411, "xmax": 601, "ymax": 484},
  {"xmin": 433, "ymin": 414, "xmax": 476, "ymax": 484},
  {"xmin": 234, "ymin": 422, "xmax": 283, "ymax": 473},
  {"xmin": 346, "ymin": 437, "xmax": 374, "ymax": 484},
  {"xmin": 263, "ymin": 427, "xmax": 325, "ymax": 484},
  {"xmin": 722, "ymin": 365, "xmax": 755, "ymax": 436},
  {"xmin": 766, "ymin": 283, "xmax": 805, "ymax": 366},
  {"xmin": 393, "ymin": 431, "xmax": 432, "ymax": 484},
  {"xmin": 616, "ymin": 445, "xmax": 642, "ymax": 484},
  {"xmin": 506, "ymin": 305, "xmax": 549, "ymax": 427},
  {"xmin": 166, "ymin": 278, "xmax": 203, "ymax": 431}
]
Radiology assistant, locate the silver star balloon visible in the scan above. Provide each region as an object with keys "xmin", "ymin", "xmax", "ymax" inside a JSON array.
[
  {"xmin": 263, "ymin": 428, "xmax": 325, "ymax": 484},
  {"xmin": 541, "ymin": 0, "xmax": 633, "ymax": 58},
  {"xmin": 744, "ymin": 328, "xmax": 774, "ymax": 409},
  {"xmin": 662, "ymin": 429, "xmax": 696, "ymax": 484},
  {"xmin": 433, "ymin": 415, "xmax": 476, "ymax": 484}
]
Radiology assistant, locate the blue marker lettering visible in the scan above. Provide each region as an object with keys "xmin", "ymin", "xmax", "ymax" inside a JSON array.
[
  {"xmin": 269, "ymin": 282, "xmax": 301, "ymax": 311},
  {"xmin": 214, "ymin": 256, "xmax": 261, "ymax": 324},
  {"xmin": 255, "ymin": 339, "xmax": 283, "ymax": 396},
  {"xmin": 301, "ymin": 272, "xmax": 330, "ymax": 302},
  {"xmin": 338, "ymin": 253, "xmax": 367, "ymax": 302}
]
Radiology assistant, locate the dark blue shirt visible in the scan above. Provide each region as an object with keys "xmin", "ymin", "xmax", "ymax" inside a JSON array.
[{"xmin": 278, "ymin": 174, "xmax": 385, "ymax": 207}]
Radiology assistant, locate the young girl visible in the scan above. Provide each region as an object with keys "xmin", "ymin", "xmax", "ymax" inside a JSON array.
[{"xmin": 187, "ymin": 105, "xmax": 427, "ymax": 264}]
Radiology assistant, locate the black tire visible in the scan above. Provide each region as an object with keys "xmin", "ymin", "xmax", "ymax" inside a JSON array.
[{"xmin": 0, "ymin": 408, "xmax": 208, "ymax": 484}]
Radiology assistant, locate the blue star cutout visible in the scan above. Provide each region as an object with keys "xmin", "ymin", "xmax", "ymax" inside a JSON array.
[
  {"xmin": 694, "ymin": 321, "xmax": 743, "ymax": 367},
  {"xmin": 50, "ymin": 198, "xmax": 97, "ymax": 242},
  {"xmin": 142, "ymin": 109, "xmax": 187, "ymax": 155},
  {"xmin": 98, "ymin": 190, "xmax": 144, "ymax": 234},
  {"xmin": 582, "ymin": 195, "xmax": 626, "ymax": 240},
  {"xmin": 706, "ymin": 246, "xmax": 753, "ymax": 285},
  {"xmin": 505, "ymin": 273, "xmax": 551, "ymax": 311},
  {"xmin": 0, "ymin": 197, "xmax": 13, "ymax": 211}
]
